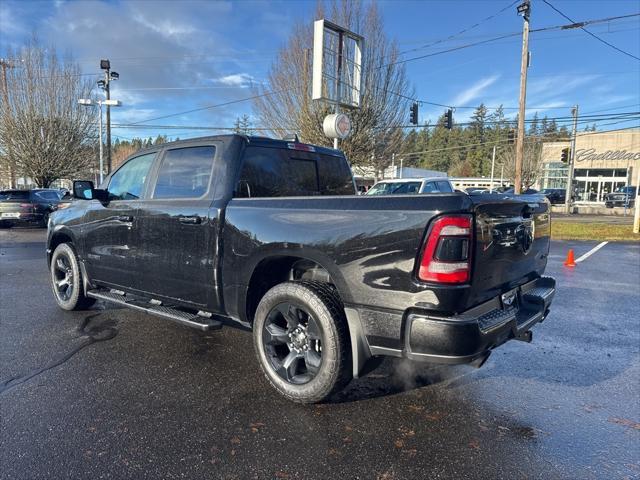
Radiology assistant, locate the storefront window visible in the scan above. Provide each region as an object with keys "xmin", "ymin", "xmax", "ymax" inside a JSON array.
[{"xmin": 541, "ymin": 162, "xmax": 568, "ymax": 189}]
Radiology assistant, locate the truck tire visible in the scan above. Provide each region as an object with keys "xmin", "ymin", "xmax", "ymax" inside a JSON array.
[
  {"xmin": 253, "ymin": 281, "xmax": 352, "ymax": 403},
  {"xmin": 50, "ymin": 243, "xmax": 96, "ymax": 311}
]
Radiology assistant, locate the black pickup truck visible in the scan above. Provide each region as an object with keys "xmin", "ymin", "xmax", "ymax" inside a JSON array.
[{"xmin": 47, "ymin": 135, "xmax": 555, "ymax": 403}]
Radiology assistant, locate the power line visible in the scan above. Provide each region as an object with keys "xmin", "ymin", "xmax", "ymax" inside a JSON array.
[
  {"xmin": 385, "ymin": 113, "xmax": 640, "ymax": 130},
  {"xmin": 125, "ymin": 90, "xmax": 288, "ymax": 125},
  {"xmin": 382, "ymin": 13, "xmax": 640, "ymax": 68},
  {"xmin": 109, "ymin": 111, "xmax": 639, "ymax": 133},
  {"xmin": 113, "ymin": 83, "xmax": 266, "ymax": 92},
  {"xmin": 581, "ymin": 103, "xmax": 640, "ymax": 115},
  {"xmin": 541, "ymin": 0, "xmax": 640, "ymax": 62},
  {"xmin": 397, "ymin": 0, "xmax": 519, "ymax": 57}
]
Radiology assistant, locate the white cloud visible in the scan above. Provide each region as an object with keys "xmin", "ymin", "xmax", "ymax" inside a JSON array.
[
  {"xmin": 0, "ymin": 3, "xmax": 25, "ymax": 37},
  {"xmin": 214, "ymin": 73, "xmax": 255, "ymax": 87},
  {"xmin": 451, "ymin": 75, "xmax": 500, "ymax": 106}
]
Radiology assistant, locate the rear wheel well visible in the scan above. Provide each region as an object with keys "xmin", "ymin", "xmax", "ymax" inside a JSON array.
[{"xmin": 246, "ymin": 256, "xmax": 336, "ymax": 325}]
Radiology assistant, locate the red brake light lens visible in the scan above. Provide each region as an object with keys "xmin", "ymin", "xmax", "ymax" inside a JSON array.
[
  {"xmin": 287, "ymin": 142, "xmax": 316, "ymax": 152},
  {"xmin": 418, "ymin": 215, "xmax": 472, "ymax": 284}
]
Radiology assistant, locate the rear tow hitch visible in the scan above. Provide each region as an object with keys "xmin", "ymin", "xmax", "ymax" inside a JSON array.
[{"xmin": 515, "ymin": 330, "xmax": 532, "ymax": 343}]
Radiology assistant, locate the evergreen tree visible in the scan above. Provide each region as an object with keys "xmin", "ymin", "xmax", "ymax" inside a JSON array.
[
  {"xmin": 528, "ymin": 112, "xmax": 539, "ymax": 137},
  {"xmin": 420, "ymin": 113, "xmax": 452, "ymax": 173},
  {"xmin": 540, "ymin": 116, "xmax": 549, "ymax": 140},
  {"xmin": 466, "ymin": 104, "xmax": 490, "ymax": 176},
  {"xmin": 233, "ymin": 114, "xmax": 253, "ymax": 135}
]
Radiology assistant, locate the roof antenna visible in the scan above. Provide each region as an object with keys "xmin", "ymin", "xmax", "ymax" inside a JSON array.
[{"xmin": 282, "ymin": 133, "xmax": 299, "ymax": 142}]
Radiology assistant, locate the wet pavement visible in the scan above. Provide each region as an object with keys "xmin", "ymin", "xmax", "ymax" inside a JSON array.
[{"xmin": 1, "ymin": 228, "xmax": 639, "ymax": 479}]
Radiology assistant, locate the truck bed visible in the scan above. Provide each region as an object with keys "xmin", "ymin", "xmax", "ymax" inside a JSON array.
[{"xmin": 221, "ymin": 192, "xmax": 550, "ymax": 321}]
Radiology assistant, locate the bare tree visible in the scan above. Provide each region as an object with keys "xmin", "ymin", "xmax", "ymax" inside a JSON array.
[
  {"xmin": 253, "ymin": 0, "xmax": 412, "ymax": 169},
  {"xmin": 500, "ymin": 140, "xmax": 543, "ymax": 189},
  {"xmin": 0, "ymin": 40, "xmax": 95, "ymax": 188}
]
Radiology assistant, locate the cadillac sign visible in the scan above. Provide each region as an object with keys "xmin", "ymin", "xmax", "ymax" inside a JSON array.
[{"xmin": 575, "ymin": 148, "xmax": 640, "ymax": 162}]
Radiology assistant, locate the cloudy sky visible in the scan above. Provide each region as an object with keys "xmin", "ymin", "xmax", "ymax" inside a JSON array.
[{"xmin": 1, "ymin": 0, "xmax": 639, "ymax": 142}]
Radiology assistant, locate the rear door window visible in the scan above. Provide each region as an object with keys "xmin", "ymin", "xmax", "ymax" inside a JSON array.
[
  {"xmin": 436, "ymin": 181, "xmax": 453, "ymax": 193},
  {"xmin": 235, "ymin": 146, "xmax": 353, "ymax": 197},
  {"xmin": 422, "ymin": 182, "xmax": 438, "ymax": 193},
  {"xmin": 153, "ymin": 146, "xmax": 216, "ymax": 199}
]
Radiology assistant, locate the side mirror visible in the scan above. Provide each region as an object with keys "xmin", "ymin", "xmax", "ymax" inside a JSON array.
[{"xmin": 73, "ymin": 180, "xmax": 94, "ymax": 200}]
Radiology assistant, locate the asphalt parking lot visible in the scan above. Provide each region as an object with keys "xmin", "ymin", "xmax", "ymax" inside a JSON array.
[{"xmin": 1, "ymin": 228, "xmax": 639, "ymax": 480}]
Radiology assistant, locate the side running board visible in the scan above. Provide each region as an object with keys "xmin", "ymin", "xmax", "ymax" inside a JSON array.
[{"xmin": 86, "ymin": 289, "xmax": 223, "ymax": 332}]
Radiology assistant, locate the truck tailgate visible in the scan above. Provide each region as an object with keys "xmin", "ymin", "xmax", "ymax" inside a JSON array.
[{"xmin": 468, "ymin": 195, "xmax": 551, "ymax": 307}]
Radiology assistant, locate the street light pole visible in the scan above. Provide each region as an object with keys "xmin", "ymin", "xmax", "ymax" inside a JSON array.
[
  {"xmin": 99, "ymin": 59, "xmax": 118, "ymax": 176},
  {"xmin": 79, "ymin": 98, "xmax": 121, "ymax": 185},
  {"xmin": 98, "ymin": 101, "xmax": 104, "ymax": 184},
  {"xmin": 514, "ymin": 0, "xmax": 531, "ymax": 194}
]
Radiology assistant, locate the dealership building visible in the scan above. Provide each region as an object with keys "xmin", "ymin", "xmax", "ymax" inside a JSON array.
[{"xmin": 539, "ymin": 128, "xmax": 640, "ymax": 204}]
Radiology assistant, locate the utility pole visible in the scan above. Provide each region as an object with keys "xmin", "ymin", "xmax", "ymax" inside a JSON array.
[
  {"xmin": 490, "ymin": 145, "xmax": 497, "ymax": 192},
  {"xmin": 514, "ymin": 0, "xmax": 531, "ymax": 194},
  {"xmin": 633, "ymin": 165, "xmax": 639, "ymax": 234},
  {"xmin": 564, "ymin": 105, "xmax": 579, "ymax": 214},
  {"xmin": 0, "ymin": 59, "xmax": 16, "ymax": 188}
]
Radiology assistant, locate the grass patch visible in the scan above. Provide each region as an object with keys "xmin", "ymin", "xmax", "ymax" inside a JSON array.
[{"xmin": 551, "ymin": 222, "xmax": 640, "ymax": 241}]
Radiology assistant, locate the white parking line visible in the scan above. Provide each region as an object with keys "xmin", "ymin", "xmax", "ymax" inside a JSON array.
[{"xmin": 575, "ymin": 241, "xmax": 608, "ymax": 263}]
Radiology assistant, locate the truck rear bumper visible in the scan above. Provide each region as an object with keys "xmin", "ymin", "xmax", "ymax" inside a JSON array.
[{"xmin": 347, "ymin": 276, "xmax": 555, "ymax": 374}]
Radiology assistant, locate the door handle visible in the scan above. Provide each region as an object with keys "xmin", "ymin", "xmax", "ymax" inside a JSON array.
[
  {"xmin": 179, "ymin": 215, "xmax": 202, "ymax": 225},
  {"xmin": 115, "ymin": 215, "xmax": 133, "ymax": 222}
]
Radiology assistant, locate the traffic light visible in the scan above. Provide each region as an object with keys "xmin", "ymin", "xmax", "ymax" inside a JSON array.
[
  {"xmin": 508, "ymin": 129, "xmax": 516, "ymax": 144},
  {"xmin": 560, "ymin": 147, "xmax": 570, "ymax": 163},
  {"xmin": 409, "ymin": 102, "xmax": 419, "ymax": 125},
  {"xmin": 444, "ymin": 108, "xmax": 453, "ymax": 130}
]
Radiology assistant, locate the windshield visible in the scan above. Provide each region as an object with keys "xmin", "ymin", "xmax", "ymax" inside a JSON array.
[{"xmin": 366, "ymin": 181, "xmax": 421, "ymax": 195}]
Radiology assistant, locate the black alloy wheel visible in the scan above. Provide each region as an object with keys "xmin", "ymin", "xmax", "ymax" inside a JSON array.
[
  {"xmin": 253, "ymin": 281, "xmax": 352, "ymax": 403},
  {"xmin": 49, "ymin": 243, "xmax": 95, "ymax": 311},
  {"xmin": 52, "ymin": 252, "xmax": 75, "ymax": 302},
  {"xmin": 262, "ymin": 302, "xmax": 324, "ymax": 385}
]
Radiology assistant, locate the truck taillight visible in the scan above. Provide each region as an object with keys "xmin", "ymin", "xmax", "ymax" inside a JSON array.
[{"xmin": 418, "ymin": 215, "xmax": 472, "ymax": 284}]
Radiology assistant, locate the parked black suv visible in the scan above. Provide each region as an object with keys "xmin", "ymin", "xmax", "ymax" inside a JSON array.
[
  {"xmin": 0, "ymin": 189, "xmax": 63, "ymax": 228},
  {"xmin": 47, "ymin": 135, "xmax": 555, "ymax": 403}
]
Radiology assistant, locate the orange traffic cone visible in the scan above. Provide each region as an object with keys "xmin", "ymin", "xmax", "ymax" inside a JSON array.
[{"xmin": 564, "ymin": 249, "xmax": 576, "ymax": 267}]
